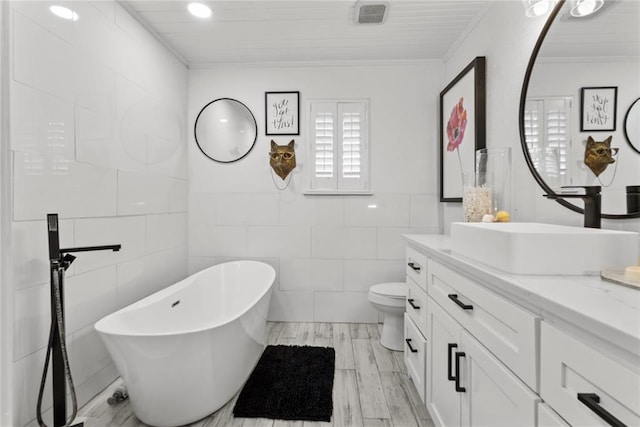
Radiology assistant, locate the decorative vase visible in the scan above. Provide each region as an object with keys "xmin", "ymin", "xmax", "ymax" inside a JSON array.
[
  {"xmin": 462, "ymin": 172, "xmax": 491, "ymax": 222},
  {"xmin": 476, "ymin": 147, "xmax": 512, "ymax": 220},
  {"xmin": 462, "ymin": 147, "xmax": 512, "ymax": 222}
]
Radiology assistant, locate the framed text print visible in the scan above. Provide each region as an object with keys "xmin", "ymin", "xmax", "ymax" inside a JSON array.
[{"xmin": 265, "ymin": 91, "xmax": 300, "ymax": 136}]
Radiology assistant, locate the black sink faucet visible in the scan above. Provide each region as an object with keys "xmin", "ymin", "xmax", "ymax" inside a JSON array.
[{"xmin": 544, "ymin": 186, "xmax": 602, "ymax": 229}]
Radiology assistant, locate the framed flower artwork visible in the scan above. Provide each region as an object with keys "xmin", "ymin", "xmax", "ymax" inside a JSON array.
[{"xmin": 439, "ymin": 57, "xmax": 486, "ymax": 202}]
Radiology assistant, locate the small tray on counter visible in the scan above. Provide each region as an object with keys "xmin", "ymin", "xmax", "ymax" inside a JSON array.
[{"xmin": 601, "ymin": 269, "xmax": 640, "ymax": 290}]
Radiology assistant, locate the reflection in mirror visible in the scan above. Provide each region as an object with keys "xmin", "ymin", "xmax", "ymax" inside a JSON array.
[
  {"xmin": 194, "ymin": 98, "xmax": 257, "ymax": 163},
  {"xmin": 522, "ymin": 0, "xmax": 640, "ymax": 217},
  {"xmin": 624, "ymin": 98, "xmax": 640, "ymax": 154}
]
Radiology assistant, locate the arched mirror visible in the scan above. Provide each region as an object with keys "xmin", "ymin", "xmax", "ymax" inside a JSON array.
[
  {"xmin": 194, "ymin": 98, "xmax": 257, "ymax": 163},
  {"xmin": 519, "ymin": 0, "xmax": 640, "ymax": 218}
]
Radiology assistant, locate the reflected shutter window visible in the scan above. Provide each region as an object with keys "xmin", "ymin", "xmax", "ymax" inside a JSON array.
[
  {"xmin": 525, "ymin": 97, "xmax": 571, "ymax": 185},
  {"xmin": 546, "ymin": 99, "xmax": 570, "ymax": 178},
  {"xmin": 524, "ymin": 99, "xmax": 542, "ymax": 152}
]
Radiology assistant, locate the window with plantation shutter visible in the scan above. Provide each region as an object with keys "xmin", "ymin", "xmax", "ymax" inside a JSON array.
[
  {"xmin": 524, "ymin": 97, "xmax": 572, "ymax": 187},
  {"xmin": 307, "ymin": 100, "xmax": 370, "ymax": 194}
]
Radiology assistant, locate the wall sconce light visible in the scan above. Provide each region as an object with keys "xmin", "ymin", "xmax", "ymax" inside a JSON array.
[
  {"xmin": 570, "ymin": 0, "xmax": 605, "ymax": 17},
  {"xmin": 522, "ymin": 0, "xmax": 557, "ymax": 17}
]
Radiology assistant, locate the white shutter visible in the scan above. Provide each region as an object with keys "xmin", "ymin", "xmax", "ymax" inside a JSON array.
[
  {"xmin": 309, "ymin": 102, "xmax": 337, "ymax": 190},
  {"xmin": 307, "ymin": 100, "xmax": 370, "ymax": 194},
  {"xmin": 338, "ymin": 102, "xmax": 368, "ymax": 191}
]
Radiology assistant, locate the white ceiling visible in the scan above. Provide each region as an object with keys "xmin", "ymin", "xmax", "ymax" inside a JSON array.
[
  {"xmin": 120, "ymin": 0, "xmax": 493, "ymax": 65},
  {"xmin": 539, "ymin": 0, "xmax": 640, "ymax": 60},
  {"xmin": 120, "ymin": 0, "xmax": 639, "ymax": 66}
]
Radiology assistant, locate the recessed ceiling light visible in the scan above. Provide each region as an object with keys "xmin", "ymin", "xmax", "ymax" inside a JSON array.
[
  {"xmin": 188, "ymin": 3, "xmax": 212, "ymax": 19},
  {"xmin": 50, "ymin": 5, "xmax": 78, "ymax": 21},
  {"xmin": 522, "ymin": 0, "xmax": 556, "ymax": 17},
  {"xmin": 570, "ymin": 0, "xmax": 604, "ymax": 17}
]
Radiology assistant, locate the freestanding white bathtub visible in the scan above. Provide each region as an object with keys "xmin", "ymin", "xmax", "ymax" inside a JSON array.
[{"xmin": 95, "ymin": 261, "xmax": 276, "ymax": 427}]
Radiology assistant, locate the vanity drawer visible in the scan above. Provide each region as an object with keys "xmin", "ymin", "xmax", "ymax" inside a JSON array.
[
  {"xmin": 540, "ymin": 322, "xmax": 640, "ymax": 427},
  {"xmin": 537, "ymin": 402, "xmax": 570, "ymax": 427},
  {"xmin": 406, "ymin": 277, "xmax": 428, "ymax": 338},
  {"xmin": 406, "ymin": 246, "xmax": 427, "ymax": 291},
  {"xmin": 404, "ymin": 313, "xmax": 427, "ymax": 403},
  {"xmin": 427, "ymin": 259, "xmax": 538, "ymax": 391}
]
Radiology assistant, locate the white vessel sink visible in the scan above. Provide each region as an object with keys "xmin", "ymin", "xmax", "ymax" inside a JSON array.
[{"xmin": 450, "ymin": 222, "xmax": 639, "ymax": 275}]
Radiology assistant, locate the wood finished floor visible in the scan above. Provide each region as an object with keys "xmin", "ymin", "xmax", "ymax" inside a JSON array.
[{"xmin": 77, "ymin": 322, "xmax": 435, "ymax": 427}]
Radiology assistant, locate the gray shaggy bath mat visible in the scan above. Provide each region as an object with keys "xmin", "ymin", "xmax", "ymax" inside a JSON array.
[{"xmin": 232, "ymin": 345, "xmax": 335, "ymax": 422}]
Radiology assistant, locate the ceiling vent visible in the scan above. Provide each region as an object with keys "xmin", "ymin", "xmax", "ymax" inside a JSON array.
[{"xmin": 354, "ymin": 1, "xmax": 389, "ymax": 24}]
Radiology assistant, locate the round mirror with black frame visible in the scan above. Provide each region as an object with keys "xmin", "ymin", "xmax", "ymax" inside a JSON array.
[
  {"xmin": 519, "ymin": 0, "xmax": 640, "ymax": 219},
  {"xmin": 624, "ymin": 97, "xmax": 640, "ymax": 155},
  {"xmin": 194, "ymin": 98, "xmax": 258, "ymax": 163}
]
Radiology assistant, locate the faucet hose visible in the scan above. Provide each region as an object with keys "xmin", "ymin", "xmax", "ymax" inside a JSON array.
[{"xmin": 36, "ymin": 266, "xmax": 79, "ymax": 427}]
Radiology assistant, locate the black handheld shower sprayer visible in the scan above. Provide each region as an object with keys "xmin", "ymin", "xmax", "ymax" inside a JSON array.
[{"xmin": 37, "ymin": 214, "xmax": 121, "ymax": 427}]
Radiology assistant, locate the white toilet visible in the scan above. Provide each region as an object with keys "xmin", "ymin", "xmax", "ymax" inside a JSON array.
[{"xmin": 368, "ymin": 282, "xmax": 407, "ymax": 351}]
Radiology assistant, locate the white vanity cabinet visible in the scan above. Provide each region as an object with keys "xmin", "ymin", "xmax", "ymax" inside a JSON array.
[
  {"xmin": 426, "ymin": 264, "xmax": 539, "ymax": 427},
  {"xmin": 540, "ymin": 322, "xmax": 640, "ymax": 426},
  {"xmin": 404, "ymin": 247, "xmax": 429, "ymax": 402},
  {"xmin": 428, "ymin": 258, "xmax": 538, "ymax": 390},
  {"xmin": 406, "ymin": 234, "xmax": 640, "ymax": 427}
]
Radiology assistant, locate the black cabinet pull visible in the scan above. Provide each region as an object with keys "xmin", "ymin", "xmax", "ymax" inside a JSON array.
[
  {"xmin": 447, "ymin": 343, "xmax": 457, "ymax": 381},
  {"xmin": 405, "ymin": 338, "xmax": 418, "ymax": 353},
  {"xmin": 577, "ymin": 393, "xmax": 627, "ymax": 427},
  {"xmin": 448, "ymin": 294, "xmax": 473, "ymax": 310},
  {"xmin": 407, "ymin": 298, "xmax": 421, "ymax": 310},
  {"xmin": 455, "ymin": 351, "xmax": 466, "ymax": 392},
  {"xmin": 407, "ymin": 262, "xmax": 421, "ymax": 272}
]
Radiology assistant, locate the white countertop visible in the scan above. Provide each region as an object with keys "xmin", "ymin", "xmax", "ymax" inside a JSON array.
[{"xmin": 405, "ymin": 234, "xmax": 640, "ymax": 359}]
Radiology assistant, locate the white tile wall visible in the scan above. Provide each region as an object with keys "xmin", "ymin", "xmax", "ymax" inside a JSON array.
[
  {"xmin": 189, "ymin": 224, "xmax": 248, "ymax": 257},
  {"xmin": 8, "ymin": 2, "xmax": 188, "ymax": 426},
  {"xmin": 67, "ymin": 324, "xmax": 112, "ymax": 387},
  {"xmin": 64, "ymin": 266, "xmax": 119, "ymax": 335},
  {"xmin": 13, "ymin": 151, "xmax": 118, "ymax": 221},
  {"xmin": 11, "ymin": 219, "xmax": 73, "ymax": 290},
  {"xmin": 314, "ymin": 291, "xmax": 379, "ymax": 323},
  {"xmin": 13, "ymin": 283, "xmax": 50, "ymax": 361},
  {"xmin": 278, "ymin": 194, "xmax": 345, "ymax": 226},
  {"xmin": 146, "ymin": 213, "xmax": 188, "ymax": 253},
  {"xmin": 11, "ymin": 11, "xmax": 75, "ymax": 102},
  {"xmin": 344, "ymin": 195, "xmax": 411, "ymax": 227},
  {"xmin": 268, "ymin": 288, "xmax": 315, "ymax": 322},
  {"xmin": 311, "ymin": 226, "xmax": 377, "ymax": 260},
  {"xmin": 376, "ymin": 227, "xmax": 436, "ymax": 260},
  {"xmin": 216, "ymin": 193, "xmax": 280, "ymax": 226},
  {"xmin": 14, "ymin": 346, "xmax": 54, "ymax": 426},
  {"xmin": 9, "ymin": 82, "xmax": 76, "ymax": 156},
  {"xmin": 248, "ymin": 226, "xmax": 311, "ymax": 259},
  {"xmin": 279, "ymin": 258, "xmax": 344, "ymax": 292},
  {"xmin": 343, "ymin": 260, "xmax": 406, "ymax": 292}
]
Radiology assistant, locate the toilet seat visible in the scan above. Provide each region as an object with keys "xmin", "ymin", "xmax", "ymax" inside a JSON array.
[{"xmin": 369, "ymin": 282, "xmax": 406, "ymax": 299}]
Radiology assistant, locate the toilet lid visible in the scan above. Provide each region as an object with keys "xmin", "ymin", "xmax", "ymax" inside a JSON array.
[{"xmin": 370, "ymin": 282, "xmax": 406, "ymax": 298}]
